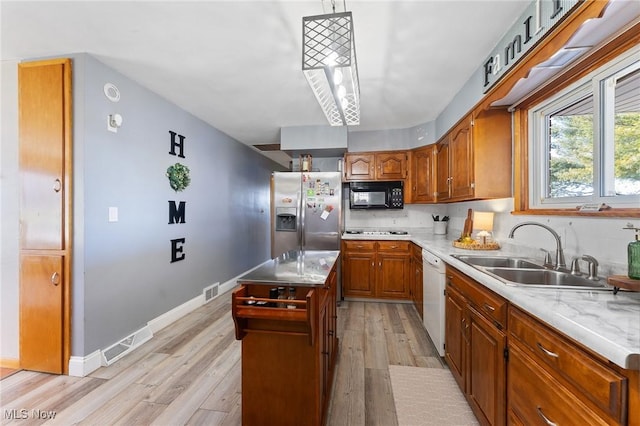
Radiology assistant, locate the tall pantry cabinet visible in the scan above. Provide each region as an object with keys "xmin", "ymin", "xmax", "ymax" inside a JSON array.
[{"xmin": 18, "ymin": 59, "xmax": 73, "ymax": 374}]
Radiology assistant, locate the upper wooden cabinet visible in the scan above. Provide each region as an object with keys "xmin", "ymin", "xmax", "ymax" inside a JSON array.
[
  {"xmin": 408, "ymin": 145, "xmax": 437, "ymax": 204},
  {"xmin": 343, "ymin": 151, "xmax": 408, "ymax": 181},
  {"xmin": 376, "ymin": 152, "xmax": 408, "ymax": 180},
  {"xmin": 436, "ymin": 108, "xmax": 512, "ymax": 202},
  {"xmin": 343, "ymin": 153, "xmax": 375, "ymax": 180}
]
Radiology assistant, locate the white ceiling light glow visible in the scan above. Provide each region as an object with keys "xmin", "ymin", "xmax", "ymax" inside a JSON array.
[{"xmin": 302, "ymin": 10, "xmax": 360, "ymax": 126}]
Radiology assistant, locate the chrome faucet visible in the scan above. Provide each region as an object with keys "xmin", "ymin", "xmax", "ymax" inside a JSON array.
[
  {"xmin": 581, "ymin": 255, "xmax": 600, "ymax": 281},
  {"xmin": 508, "ymin": 222, "xmax": 566, "ymax": 270}
]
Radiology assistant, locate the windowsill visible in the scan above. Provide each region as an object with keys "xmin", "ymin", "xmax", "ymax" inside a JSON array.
[{"xmin": 512, "ymin": 208, "xmax": 640, "ymax": 218}]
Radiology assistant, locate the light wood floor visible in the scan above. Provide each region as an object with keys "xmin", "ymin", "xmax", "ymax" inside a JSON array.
[{"xmin": 0, "ymin": 292, "xmax": 444, "ymax": 425}]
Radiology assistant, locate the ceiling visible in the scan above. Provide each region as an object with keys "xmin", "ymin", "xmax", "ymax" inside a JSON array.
[{"xmin": 1, "ymin": 1, "xmax": 531, "ymax": 165}]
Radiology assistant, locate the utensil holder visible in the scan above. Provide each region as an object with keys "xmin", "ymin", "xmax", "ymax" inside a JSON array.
[{"xmin": 434, "ymin": 222, "xmax": 448, "ymax": 235}]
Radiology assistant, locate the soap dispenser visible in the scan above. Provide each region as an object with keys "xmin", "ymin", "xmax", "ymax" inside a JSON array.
[{"xmin": 624, "ymin": 224, "xmax": 640, "ymax": 280}]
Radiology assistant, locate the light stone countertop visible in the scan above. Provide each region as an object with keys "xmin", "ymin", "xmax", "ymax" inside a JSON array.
[
  {"xmin": 342, "ymin": 229, "xmax": 640, "ymax": 370},
  {"xmin": 237, "ymin": 250, "xmax": 340, "ymax": 287}
]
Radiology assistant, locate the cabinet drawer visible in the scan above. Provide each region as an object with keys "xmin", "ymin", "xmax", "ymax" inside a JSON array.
[
  {"xmin": 508, "ymin": 343, "xmax": 609, "ymax": 426},
  {"xmin": 509, "ymin": 307, "xmax": 626, "ymax": 423},
  {"xmin": 377, "ymin": 241, "xmax": 411, "ymax": 252},
  {"xmin": 447, "ymin": 266, "xmax": 507, "ymax": 328},
  {"xmin": 343, "ymin": 240, "xmax": 376, "ymax": 251}
]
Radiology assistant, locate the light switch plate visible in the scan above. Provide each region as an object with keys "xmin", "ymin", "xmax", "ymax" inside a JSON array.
[{"xmin": 108, "ymin": 207, "xmax": 118, "ymax": 222}]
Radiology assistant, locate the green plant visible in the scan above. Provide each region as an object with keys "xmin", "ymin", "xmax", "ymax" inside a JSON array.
[{"xmin": 166, "ymin": 163, "xmax": 191, "ymax": 192}]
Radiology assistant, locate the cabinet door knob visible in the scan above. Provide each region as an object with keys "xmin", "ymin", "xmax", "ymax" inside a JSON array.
[
  {"xmin": 50, "ymin": 272, "xmax": 60, "ymax": 286},
  {"xmin": 53, "ymin": 178, "xmax": 62, "ymax": 193}
]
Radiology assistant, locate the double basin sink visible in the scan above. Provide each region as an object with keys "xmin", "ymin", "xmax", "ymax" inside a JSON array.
[{"xmin": 452, "ymin": 255, "xmax": 612, "ymax": 290}]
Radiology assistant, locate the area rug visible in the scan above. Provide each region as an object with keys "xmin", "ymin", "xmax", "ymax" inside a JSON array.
[{"xmin": 389, "ymin": 365, "xmax": 479, "ymax": 426}]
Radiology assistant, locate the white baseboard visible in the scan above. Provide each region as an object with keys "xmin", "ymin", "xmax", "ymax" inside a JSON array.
[
  {"xmin": 148, "ymin": 295, "xmax": 203, "ymax": 334},
  {"xmin": 68, "ymin": 350, "xmax": 101, "ymax": 377},
  {"xmin": 66, "ymin": 267, "xmax": 253, "ymax": 377}
]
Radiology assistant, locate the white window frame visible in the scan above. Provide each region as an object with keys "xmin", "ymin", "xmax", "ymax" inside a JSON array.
[{"xmin": 528, "ymin": 46, "xmax": 640, "ymax": 209}]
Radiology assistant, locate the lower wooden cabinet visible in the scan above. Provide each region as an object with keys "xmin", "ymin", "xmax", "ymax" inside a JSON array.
[
  {"xmin": 342, "ymin": 240, "xmax": 411, "ymax": 299},
  {"xmin": 508, "ymin": 343, "xmax": 610, "ymax": 426},
  {"xmin": 445, "ymin": 266, "xmax": 506, "ymax": 426},
  {"xmin": 445, "ymin": 283, "xmax": 466, "ymax": 390},
  {"xmin": 445, "ymin": 266, "xmax": 637, "ymax": 426},
  {"xmin": 508, "ymin": 306, "xmax": 627, "ymax": 425},
  {"xmin": 342, "ymin": 241, "xmax": 376, "ymax": 298}
]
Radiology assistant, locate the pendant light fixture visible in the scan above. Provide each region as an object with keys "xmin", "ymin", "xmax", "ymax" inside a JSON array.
[{"xmin": 302, "ymin": 1, "xmax": 360, "ymax": 126}]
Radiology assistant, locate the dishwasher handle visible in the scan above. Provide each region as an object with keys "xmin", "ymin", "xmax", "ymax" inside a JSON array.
[{"xmin": 422, "ymin": 250, "xmax": 445, "ymax": 271}]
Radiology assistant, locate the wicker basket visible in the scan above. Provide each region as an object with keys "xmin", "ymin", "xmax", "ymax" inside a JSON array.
[{"xmin": 452, "ymin": 240, "xmax": 501, "ymax": 250}]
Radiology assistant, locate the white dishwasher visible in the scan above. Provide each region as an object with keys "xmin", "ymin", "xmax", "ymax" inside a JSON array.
[{"xmin": 422, "ymin": 249, "xmax": 446, "ymax": 357}]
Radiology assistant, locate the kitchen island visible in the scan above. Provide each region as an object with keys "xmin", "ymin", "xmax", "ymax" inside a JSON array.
[{"xmin": 232, "ymin": 250, "xmax": 339, "ymax": 426}]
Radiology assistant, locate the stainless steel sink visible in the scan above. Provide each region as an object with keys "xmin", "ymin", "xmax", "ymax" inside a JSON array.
[
  {"xmin": 452, "ymin": 254, "xmax": 613, "ymax": 290},
  {"xmin": 453, "ymin": 255, "xmax": 543, "ymax": 269},
  {"xmin": 483, "ymin": 267, "xmax": 610, "ymax": 289}
]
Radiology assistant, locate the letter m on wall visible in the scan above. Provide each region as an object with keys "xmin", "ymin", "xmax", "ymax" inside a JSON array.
[{"xmin": 168, "ymin": 201, "xmax": 186, "ymax": 224}]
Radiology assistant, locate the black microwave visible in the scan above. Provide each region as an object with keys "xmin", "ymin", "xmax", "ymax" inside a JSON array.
[{"xmin": 349, "ymin": 181, "xmax": 404, "ymax": 209}]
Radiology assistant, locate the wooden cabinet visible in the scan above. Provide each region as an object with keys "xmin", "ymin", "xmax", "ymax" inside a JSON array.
[
  {"xmin": 445, "ymin": 266, "xmax": 638, "ymax": 426},
  {"xmin": 232, "ymin": 260, "xmax": 339, "ymax": 426},
  {"xmin": 342, "ymin": 241, "xmax": 376, "ymax": 298},
  {"xmin": 436, "ymin": 108, "xmax": 512, "ymax": 202},
  {"xmin": 376, "ymin": 152, "xmax": 408, "ymax": 180},
  {"xmin": 410, "ymin": 244, "xmax": 423, "ymax": 319},
  {"xmin": 445, "ymin": 265, "xmax": 507, "ymax": 426},
  {"xmin": 18, "ymin": 59, "xmax": 73, "ymax": 374},
  {"xmin": 445, "ymin": 282, "xmax": 466, "ymax": 390},
  {"xmin": 437, "ymin": 116, "xmax": 473, "ymax": 202},
  {"xmin": 409, "ymin": 144, "xmax": 437, "ymax": 203},
  {"xmin": 508, "ymin": 306, "xmax": 627, "ymax": 425},
  {"xmin": 343, "ymin": 151, "xmax": 408, "ymax": 181},
  {"xmin": 343, "ymin": 152, "xmax": 375, "ymax": 180},
  {"xmin": 377, "ymin": 241, "xmax": 411, "ymax": 299},
  {"xmin": 342, "ymin": 240, "xmax": 411, "ymax": 299},
  {"xmin": 436, "ymin": 135, "xmax": 451, "ymax": 201}
]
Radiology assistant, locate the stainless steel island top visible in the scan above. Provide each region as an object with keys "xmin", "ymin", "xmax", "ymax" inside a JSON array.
[{"xmin": 237, "ymin": 250, "xmax": 340, "ymax": 287}]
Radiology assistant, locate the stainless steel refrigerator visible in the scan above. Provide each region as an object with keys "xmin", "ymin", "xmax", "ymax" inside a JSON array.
[{"xmin": 271, "ymin": 172, "xmax": 342, "ymax": 258}]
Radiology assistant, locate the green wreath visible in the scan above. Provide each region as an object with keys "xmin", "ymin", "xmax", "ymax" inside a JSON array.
[{"xmin": 166, "ymin": 163, "xmax": 191, "ymax": 192}]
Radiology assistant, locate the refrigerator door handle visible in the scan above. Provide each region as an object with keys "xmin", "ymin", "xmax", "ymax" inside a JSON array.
[{"xmin": 298, "ymin": 180, "xmax": 304, "ymax": 251}]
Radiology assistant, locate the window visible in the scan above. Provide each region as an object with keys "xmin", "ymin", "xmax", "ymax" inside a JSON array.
[{"xmin": 529, "ymin": 48, "xmax": 640, "ymax": 209}]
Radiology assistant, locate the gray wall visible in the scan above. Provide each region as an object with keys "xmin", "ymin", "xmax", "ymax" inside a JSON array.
[
  {"xmin": 348, "ymin": 120, "xmax": 436, "ymax": 152},
  {"xmin": 1, "ymin": 54, "xmax": 285, "ymax": 359}
]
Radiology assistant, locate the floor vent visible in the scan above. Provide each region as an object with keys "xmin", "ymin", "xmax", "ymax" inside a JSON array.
[
  {"xmin": 101, "ymin": 326, "xmax": 153, "ymax": 366},
  {"xmin": 204, "ymin": 282, "xmax": 219, "ymax": 303}
]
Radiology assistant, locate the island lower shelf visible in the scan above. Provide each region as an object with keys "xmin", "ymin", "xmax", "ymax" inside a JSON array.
[{"xmin": 231, "ymin": 256, "xmax": 339, "ymax": 426}]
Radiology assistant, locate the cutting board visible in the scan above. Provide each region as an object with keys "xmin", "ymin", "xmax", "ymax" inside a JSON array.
[{"xmin": 461, "ymin": 209, "xmax": 473, "ymax": 238}]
